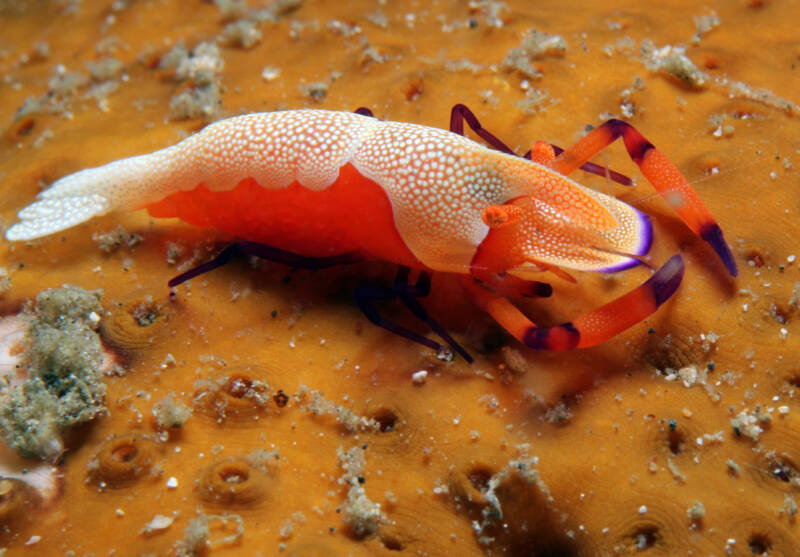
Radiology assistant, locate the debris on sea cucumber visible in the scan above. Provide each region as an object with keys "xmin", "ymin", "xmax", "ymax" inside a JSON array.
[
  {"xmin": 0, "ymin": 268, "xmax": 9, "ymax": 297},
  {"xmin": 502, "ymin": 29, "xmax": 567, "ymax": 79},
  {"xmin": 295, "ymin": 385, "xmax": 380, "ymax": 432},
  {"xmin": 92, "ymin": 225, "xmax": 143, "ymax": 253},
  {"xmin": 141, "ymin": 513, "xmax": 175, "ymax": 536},
  {"xmin": 687, "ymin": 500, "xmax": 706, "ymax": 521},
  {"xmin": 337, "ymin": 445, "xmax": 384, "ymax": 537},
  {"xmin": 220, "ymin": 20, "xmax": 263, "ymax": 49},
  {"xmin": 640, "ymin": 41, "xmax": 707, "ymax": 88},
  {"xmin": 691, "ymin": 9, "xmax": 721, "ymax": 43},
  {"xmin": 152, "ymin": 393, "xmax": 192, "ymax": 428},
  {"xmin": 640, "ymin": 40, "xmax": 800, "ymax": 115},
  {"xmin": 0, "ymin": 286, "xmax": 110, "ymax": 459},
  {"xmin": 730, "ymin": 409, "xmax": 764, "ymax": 441},
  {"xmin": 173, "ymin": 512, "xmax": 245, "ymax": 555},
  {"xmin": 163, "ymin": 41, "xmax": 225, "ymax": 121}
]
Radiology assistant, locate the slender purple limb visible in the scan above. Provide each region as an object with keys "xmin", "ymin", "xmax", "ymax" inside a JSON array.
[
  {"xmin": 648, "ymin": 254, "xmax": 685, "ymax": 307},
  {"xmin": 450, "ymin": 104, "xmax": 516, "ymax": 155},
  {"xmin": 700, "ymin": 223, "xmax": 738, "ymax": 277},
  {"xmin": 521, "ymin": 145, "xmax": 633, "ymax": 185},
  {"xmin": 523, "ymin": 255, "xmax": 684, "ymax": 350},
  {"xmin": 168, "ymin": 244, "xmax": 238, "ymax": 287},
  {"xmin": 356, "ymin": 267, "xmax": 474, "ymax": 363},
  {"xmin": 235, "ymin": 241, "xmax": 362, "ymax": 268},
  {"xmin": 393, "ymin": 268, "xmax": 473, "ymax": 362},
  {"xmin": 168, "ymin": 241, "xmax": 362, "ymax": 287},
  {"xmin": 355, "ymin": 283, "xmax": 450, "ymax": 357},
  {"xmin": 451, "ymin": 103, "xmax": 633, "ymax": 185}
]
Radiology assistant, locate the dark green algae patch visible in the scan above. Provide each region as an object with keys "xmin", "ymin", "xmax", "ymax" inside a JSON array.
[{"xmin": 0, "ymin": 286, "xmax": 108, "ymax": 460}]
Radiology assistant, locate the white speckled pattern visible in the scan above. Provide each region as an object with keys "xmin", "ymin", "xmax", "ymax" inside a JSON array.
[{"xmin": 6, "ymin": 109, "xmax": 646, "ymax": 273}]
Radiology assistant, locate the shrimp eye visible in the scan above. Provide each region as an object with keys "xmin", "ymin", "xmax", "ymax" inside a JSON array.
[{"xmin": 481, "ymin": 204, "xmax": 522, "ymax": 228}]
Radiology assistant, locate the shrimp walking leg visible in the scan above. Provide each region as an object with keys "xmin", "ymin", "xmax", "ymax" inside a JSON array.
[
  {"xmin": 392, "ymin": 268, "xmax": 473, "ymax": 363},
  {"xmin": 356, "ymin": 267, "xmax": 473, "ymax": 363},
  {"xmin": 450, "ymin": 104, "xmax": 632, "ymax": 185},
  {"xmin": 168, "ymin": 241, "xmax": 362, "ymax": 288}
]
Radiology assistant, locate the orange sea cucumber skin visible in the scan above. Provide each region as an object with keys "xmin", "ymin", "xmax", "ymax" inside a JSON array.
[{"xmin": 4, "ymin": 1, "xmax": 798, "ymax": 554}]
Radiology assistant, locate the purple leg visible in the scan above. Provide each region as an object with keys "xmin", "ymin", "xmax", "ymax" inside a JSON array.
[
  {"xmin": 450, "ymin": 104, "xmax": 516, "ymax": 155},
  {"xmin": 393, "ymin": 268, "xmax": 473, "ymax": 363},
  {"xmin": 168, "ymin": 244, "xmax": 238, "ymax": 287},
  {"xmin": 355, "ymin": 267, "xmax": 474, "ymax": 363},
  {"xmin": 451, "ymin": 104, "xmax": 632, "ymax": 186},
  {"xmin": 168, "ymin": 241, "xmax": 362, "ymax": 288},
  {"xmin": 356, "ymin": 283, "xmax": 450, "ymax": 358},
  {"xmin": 169, "ymin": 241, "xmax": 470, "ymax": 361}
]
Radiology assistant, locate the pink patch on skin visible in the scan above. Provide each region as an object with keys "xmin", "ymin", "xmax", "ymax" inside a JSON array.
[{"xmin": 0, "ymin": 316, "xmax": 28, "ymax": 389}]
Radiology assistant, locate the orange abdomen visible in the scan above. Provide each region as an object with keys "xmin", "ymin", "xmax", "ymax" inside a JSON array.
[{"xmin": 145, "ymin": 163, "xmax": 425, "ymax": 268}]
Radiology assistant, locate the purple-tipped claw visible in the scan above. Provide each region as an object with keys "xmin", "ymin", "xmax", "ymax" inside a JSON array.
[
  {"xmin": 700, "ymin": 223, "xmax": 738, "ymax": 277},
  {"xmin": 649, "ymin": 254, "xmax": 685, "ymax": 307},
  {"xmin": 523, "ymin": 322, "xmax": 580, "ymax": 351}
]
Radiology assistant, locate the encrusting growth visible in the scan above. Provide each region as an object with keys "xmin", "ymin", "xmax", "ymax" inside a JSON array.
[{"xmin": 0, "ymin": 286, "xmax": 107, "ymax": 460}]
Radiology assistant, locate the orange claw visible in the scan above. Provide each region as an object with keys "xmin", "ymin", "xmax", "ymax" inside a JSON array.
[
  {"xmin": 462, "ymin": 255, "xmax": 685, "ymax": 350},
  {"xmin": 550, "ymin": 119, "xmax": 737, "ymax": 277}
]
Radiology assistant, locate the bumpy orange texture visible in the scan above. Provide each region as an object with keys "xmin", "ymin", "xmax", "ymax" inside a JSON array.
[{"xmin": 0, "ymin": 0, "xmax": 799, "ymax": 555}]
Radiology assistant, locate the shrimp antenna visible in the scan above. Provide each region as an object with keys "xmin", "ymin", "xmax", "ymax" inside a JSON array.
[{"xmin": 590, "ymin": 245, "xmax": 656, "ymax": 271}]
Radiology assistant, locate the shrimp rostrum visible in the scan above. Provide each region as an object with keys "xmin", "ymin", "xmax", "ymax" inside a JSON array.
[{"xmin": 6, "ymin": 106, "xmax": 737, "ymax": 362}]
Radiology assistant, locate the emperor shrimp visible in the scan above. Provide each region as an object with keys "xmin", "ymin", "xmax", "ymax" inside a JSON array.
[{"xmin": 5, "ymin": 105, "xmax": 737, "ymax": 362}]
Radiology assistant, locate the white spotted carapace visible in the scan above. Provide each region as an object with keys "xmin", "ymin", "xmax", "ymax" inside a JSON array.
[{"xmin": 6, "ymin": 109, "xmax": 647, "ymax": 276}]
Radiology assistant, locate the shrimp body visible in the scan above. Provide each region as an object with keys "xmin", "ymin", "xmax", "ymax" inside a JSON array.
[
  {"xmin": 7, "ymin": 107, "xmax": 736, "ymax": 354},
  {"xmin": 6, "ymin": 109, "xmax": 648, "ymax": 276}
]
